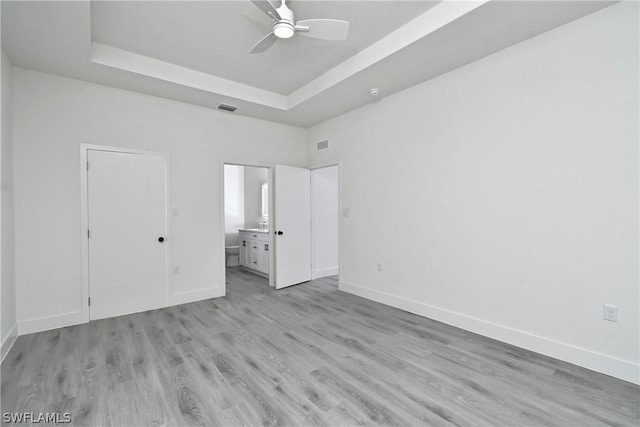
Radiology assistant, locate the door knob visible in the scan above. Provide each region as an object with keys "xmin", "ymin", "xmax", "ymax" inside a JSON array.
[
  {"xmin": 158, "ymin": 237, "xmax": 165, "ymax": 242},
  {"xmin": 276, "ymin": 231, "xmax": 284, "ymax": 235}
]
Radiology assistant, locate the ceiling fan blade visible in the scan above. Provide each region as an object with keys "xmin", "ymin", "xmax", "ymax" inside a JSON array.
[
  {"xmin": 295, "ymin": 19, "xmax": 350, "ymax": 41},
  {"xmin": 250, "ymin": 33, "xmax": 278, "ymax": 54},
  {"xmin": 251, "ymin": 0, "xmax": 281, "ymax": 21}
]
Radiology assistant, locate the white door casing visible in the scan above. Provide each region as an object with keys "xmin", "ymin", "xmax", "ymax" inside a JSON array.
[
  {"xmin": 87, "ymin": 149, "xmax": 168, "ymax": 320},
  {"xmin": 274, "ymin": 164, "xmax": 311, "ymax": 289}
]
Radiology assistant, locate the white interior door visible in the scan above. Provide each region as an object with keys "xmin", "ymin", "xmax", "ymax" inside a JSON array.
[
  {"xmin": 88, "ymin": 149, "xmax": 168, "ymax": 320},
  {"xmin": 274, "ymin": 164, "xmax": 311, "ymax": 289}
]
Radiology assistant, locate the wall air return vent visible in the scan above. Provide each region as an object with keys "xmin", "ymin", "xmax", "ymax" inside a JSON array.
[
  {"xmin": 218, "ymin": 104, "xmax": 238, "ymax": 112},
  {"xmin": 317, "ymin": 140, "xmax": 329, "ymax": 151}
]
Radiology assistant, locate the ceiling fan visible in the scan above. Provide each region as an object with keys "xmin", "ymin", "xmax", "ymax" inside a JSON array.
[{"xmin": 249, "ymin": 0, "xmax": 350, "ymax": 54}]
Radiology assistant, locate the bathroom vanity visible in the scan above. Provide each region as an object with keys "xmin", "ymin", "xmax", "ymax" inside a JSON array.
[{"xmin": 238, "ymin": 229, "xmax": 270, "ymax": 277}]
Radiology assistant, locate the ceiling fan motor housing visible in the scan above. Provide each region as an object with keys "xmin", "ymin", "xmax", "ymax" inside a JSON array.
[
  {"xmin": 273, "ymin": 4, "xmax": 295, "ymax": 38},
  {"xmin": 276, "ymin": 3, "xmax": 294, "ymax": 24}
]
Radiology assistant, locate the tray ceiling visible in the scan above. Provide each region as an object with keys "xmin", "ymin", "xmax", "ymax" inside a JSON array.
[
  {"xmin": 91, "ymin": 1, "xmax": 438, "ymax": 95},
  {"xmin": 2, "ymin": 1, "xmax": 616, "ymax": 127}
]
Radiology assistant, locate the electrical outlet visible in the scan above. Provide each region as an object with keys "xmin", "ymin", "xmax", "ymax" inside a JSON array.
[
  {"xmin": 173, "ymin": 265, "xmax": 181, "ymax": 275},
  {"xmin": 377, "ymin": 262, "xmax": 383, "ymax": 272},
  {"xmin": 603, "ymin": 304, "xmax": 618, "ymax": 322}
]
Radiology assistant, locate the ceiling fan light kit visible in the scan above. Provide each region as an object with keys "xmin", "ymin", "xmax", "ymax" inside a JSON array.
[
  {"xmin": 250, "ymin": 0, "xmax": 350, "ymax": 53},
  {"xmin": 273, "ymin": 22, "xmax": 295, "ymax": 39}
]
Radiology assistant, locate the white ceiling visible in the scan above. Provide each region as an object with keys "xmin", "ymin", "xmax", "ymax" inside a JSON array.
[{"xmin": 2, "ymin": 1, "xmax": 616, "ymax": 127}]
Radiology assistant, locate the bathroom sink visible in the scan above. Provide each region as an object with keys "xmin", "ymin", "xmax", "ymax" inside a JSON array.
[{"xmin": 238, "ymin": 228, "xmax": 269, "ymax": 233}]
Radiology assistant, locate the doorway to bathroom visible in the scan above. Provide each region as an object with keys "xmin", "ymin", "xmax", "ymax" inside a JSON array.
[
  {"xmin": 222, "ymin": 162, "xmax": 340, "ymax": 294},
  {"xmin": 223, "ymin": 163, "xmax": 272, "ymax": 287},
  {"xmin": 311, "ymin": 164, "xmax": 340, "ymax": 280}
]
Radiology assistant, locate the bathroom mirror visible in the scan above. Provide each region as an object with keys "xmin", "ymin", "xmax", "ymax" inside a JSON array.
[{"xmin": 261, "ymin": 182, "xmax": 269, "ymax": 219}]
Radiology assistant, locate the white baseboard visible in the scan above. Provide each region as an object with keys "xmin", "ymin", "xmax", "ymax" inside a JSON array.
[
  {"xmin": 18, "ymin": 311, "xmax": 82, "ymax": 336},
  {"xmin": 340, "ymin": 280, "xmax": 639, "ymax": 385},
  {"xmin": 312, "ymin": 267, "xmax": 339, "ymax": 280},
  {"xmin": 14, "ymin": 289, "xmax": 225, "ymax": 337},
  {"xmin": 172, "ymin": 287, "xmax": 225, "ymax": 305},
  {"xmin": 1, "ymin": 323, "xmax": 18, "ymax": 363}
]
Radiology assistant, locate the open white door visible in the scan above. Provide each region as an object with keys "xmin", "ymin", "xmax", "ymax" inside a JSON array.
[{"xmin": 274, "ymin": 165, "xmax": 311, "ymax": 289}]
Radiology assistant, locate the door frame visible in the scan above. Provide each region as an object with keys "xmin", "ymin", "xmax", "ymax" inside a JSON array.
[
  {"xmin": 80, "ymin": 144, "xmax": 171, "ymax": 323},
  {"xmin": 220, "ymin": 160, "xmax": 275, "ymax": 291},
  {"xmin": 310, "ymin": 162, "xmax": 342, "ymax": 286}
]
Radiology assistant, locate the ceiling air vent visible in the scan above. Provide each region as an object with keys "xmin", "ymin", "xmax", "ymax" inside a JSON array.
[
  {"xmin": 218, "ymin": 103, "xmax": 237, "ymax": 112},
  {"xmin": 317, "ymin": 140, "xmax": 329, "ymax": 151}
]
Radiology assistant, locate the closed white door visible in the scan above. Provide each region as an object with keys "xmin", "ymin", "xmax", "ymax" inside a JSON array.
[
  {"xmin": 274, "ymin": 165, "xmax": 311, "ymax": 289},
  {"xmin": 88, "ymin": 149, "xmax": 168, "ymax": 320}
]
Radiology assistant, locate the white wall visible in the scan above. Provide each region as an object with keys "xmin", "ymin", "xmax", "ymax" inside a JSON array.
[
  {"xmin": 12, "ymin": 68, "xmax": 306, "ymax": 334},
  {"xmin": 306, "ymin": 2, "xmax": 639, "ymax": 384},
  {"xmin": 311, "ymin": 165, "xmax": 339, "ymax": 279},
  {"xmin": 1, "ymin": 48, "xmax": 17, "ymax": 360},
  {"xmin": 243, "ymin": 166, "xmax": 268, "ymax": 229},
  {"xmin": 1, "ymin": 48, "xmax": 18, "ymax": 360},
  {"xmin": 224, "ymin": 164, "xmax": 245, "ymax": 247}
]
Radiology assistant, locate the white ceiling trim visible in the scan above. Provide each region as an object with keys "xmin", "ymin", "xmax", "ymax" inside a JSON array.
[
  {"xmin": 288, "ymin": 0, "xmax": 489, "ymax": 107},
  {"xmin": 89, "ymin": 0, "xmax": 487, "ymax": 112},
  {"xmin": 90, "ymin": 42, "xmax": 288, "ymax": 109}
]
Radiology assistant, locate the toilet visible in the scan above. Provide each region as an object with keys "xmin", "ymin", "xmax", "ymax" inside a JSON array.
[{"xmin": 225, "ymin": 246, "xmax": 240, "ymax": 266}]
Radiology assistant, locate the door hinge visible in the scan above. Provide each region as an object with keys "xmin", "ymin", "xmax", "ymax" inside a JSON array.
[
  {"xmin": 88, "ymin": 297, "xmax": 91, "ymax": 306},
  {"xmin": 87, "ymin": 229, "xmax": 90, "ymax": 239},
  {"xmin": 86, "ymin": 161, "xmax": 89, "ymax": 171}
]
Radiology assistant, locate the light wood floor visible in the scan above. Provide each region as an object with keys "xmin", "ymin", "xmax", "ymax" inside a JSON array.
[{"xmin": 2, "ymin": 268, "xmax": 638, "ymax": 426}]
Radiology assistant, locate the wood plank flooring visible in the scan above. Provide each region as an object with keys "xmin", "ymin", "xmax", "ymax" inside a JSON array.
[{"xmin": 2, "ymin": 268, "xmax": 638, "ymax": 426}]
